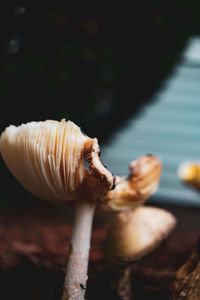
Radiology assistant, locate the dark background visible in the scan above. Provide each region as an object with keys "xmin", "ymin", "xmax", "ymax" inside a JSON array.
[{"xmin": 0, "ymin": 0, "xmax": 200, "ymax": 209}]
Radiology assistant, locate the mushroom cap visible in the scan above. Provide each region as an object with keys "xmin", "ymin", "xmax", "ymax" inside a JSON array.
[
  {"xmin": 0, "ymin": 119, "xmax": 114, "ymax": 203},
  {"xmin": 101, "ymin": 155, "xmax": 162, "ymax": 211},
  {"xmin": 178, "ymin": 161, "xmax": 200, "ymax": 192},
  {"xmin": 104, "ymin": 206, "xmax": 176, "ymax": 266}
]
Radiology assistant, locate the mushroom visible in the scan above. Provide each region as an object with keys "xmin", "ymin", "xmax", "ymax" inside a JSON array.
[
  {"xmin": 178, "ymin": 161, "xmax": 200, "ymax": 192},
  {"xmin": 104, "ymin": 206, "xmax": 177, "ymax": 299},
  {"xmin": 0, "ymin": 119, "xmax": 162, "ymax": 300},
  {"xmin": 101, "ymin": 154, "xmax": 162, "ymax": 212}
]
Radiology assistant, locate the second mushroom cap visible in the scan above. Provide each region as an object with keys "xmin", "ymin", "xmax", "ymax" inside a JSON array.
[{"xmin": 104, "ymin": 206, "xmax": 176, "ymax": 266}]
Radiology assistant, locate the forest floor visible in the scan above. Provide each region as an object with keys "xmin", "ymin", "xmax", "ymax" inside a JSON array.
[{"xmin": 0, "ymin": 203, "xmax": 198, "ymax": 300}]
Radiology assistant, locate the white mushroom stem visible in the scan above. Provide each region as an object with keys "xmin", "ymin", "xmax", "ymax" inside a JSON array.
[{"xmin": 62, "ymin": 201, "xmax": 96, "ymax": 300}]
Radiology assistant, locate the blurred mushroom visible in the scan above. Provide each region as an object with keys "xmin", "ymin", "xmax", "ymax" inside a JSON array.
[
  {"xmin": 0, "ymin": 119, "xmax": 162, "ymax": 300},
  {"xmin": 104, "ymin": 206, "xmax": 176, "ymax": 300},
  {"xmin": 178, "ymin": 161, "xmax": 200, "ymax": 192},
  {"xmin": 101, "ymin": 154, "xmax": 162, "ymax": 212}
]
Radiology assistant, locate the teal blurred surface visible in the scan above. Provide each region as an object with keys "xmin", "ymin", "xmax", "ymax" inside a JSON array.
[{"xmin": 101, "ymin": 37, "xmax": 200, "ymax": 207}]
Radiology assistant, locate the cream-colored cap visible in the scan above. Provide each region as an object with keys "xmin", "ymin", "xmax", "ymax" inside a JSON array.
[
  {"xmin": 0, "ymin": 119, "xmax": 114, "ymax": 203},
  {"xmin": 101, "ymin": 155, "xmax": 162, "ymax": 211},
  {"xmin": 104, "ymin": 206, "xmax": 176, "ymax": 266}
]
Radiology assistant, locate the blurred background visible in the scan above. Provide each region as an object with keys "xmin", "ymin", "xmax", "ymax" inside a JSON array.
[{"xmin": 0, "ymin": 0, "xmax": 200, "ymax": 212}]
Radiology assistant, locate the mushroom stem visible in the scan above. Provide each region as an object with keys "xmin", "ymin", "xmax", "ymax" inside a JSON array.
[{"xmin": 62, "ymin": 201, "xmax": 96, "ymax": 300}]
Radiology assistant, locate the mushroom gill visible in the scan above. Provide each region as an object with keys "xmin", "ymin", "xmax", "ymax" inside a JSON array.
[{"xmin": 0, "ymin": 119, "xmax": 114, "ymax": 203}]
